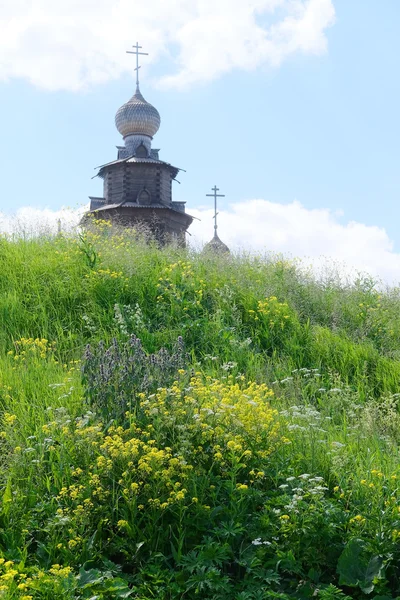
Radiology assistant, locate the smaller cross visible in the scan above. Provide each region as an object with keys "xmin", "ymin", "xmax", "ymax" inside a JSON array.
[
  {"xmin": 206, "ymin": 185, "xmax": 225, "ymax": 236},
  {"xmin": 126, "ymin": 42, "xmax": 149, "ymax": 90}
]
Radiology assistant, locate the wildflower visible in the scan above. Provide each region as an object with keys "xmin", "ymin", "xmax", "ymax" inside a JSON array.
[
  {"xmin": 349, "ymin": 514, "xmax": 365, "ymax": 525},
  {"xmin": 117, "ymin": 520, "xmax": 128, "ymax": 529},
  {"xmin": 17, "ymin": 583, "xmax": 28, "ymax": 590},
  {"xmin": 331, "ymin": 442, "xmax": 345, "ymax": 448},
  {"xmin": 252, "ymin": 538, "xmax": 263, "ymax": 545},
  {"xmin": 3, "ymin": 414, "xmax": 16, "ymax": 426},
  {"xmin": 280, "ymin": 515, "xmax": 290, "ymax": 520}
]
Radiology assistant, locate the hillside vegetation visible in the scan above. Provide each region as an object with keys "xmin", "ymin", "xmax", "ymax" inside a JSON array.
[{"xmin": 1, "ymin": 223, "xmax": 400, "ymax": 599}]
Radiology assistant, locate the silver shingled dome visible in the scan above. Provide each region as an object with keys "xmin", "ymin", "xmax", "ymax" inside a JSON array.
[{"xmin": 115, "ymin": 87, "xmax": 161, "ymax": 139}]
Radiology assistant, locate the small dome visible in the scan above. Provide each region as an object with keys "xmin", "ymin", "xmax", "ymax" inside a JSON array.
[
  {"xmin": 203, "ymin": 233, "xmax": 230, "ymax": 254},
  {"xmin": 115, "ymin": 87, "xmax": 161, "ymax": 139}
]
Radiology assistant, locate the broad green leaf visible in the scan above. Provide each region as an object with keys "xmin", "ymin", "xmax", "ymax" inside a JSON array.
[
  {"xmin": 337, "ymin": 538, "xmax": 383, "ymax": 594},
  {"xmin": 77, "ymin": 567, "xmax": 105, "ymax": 589}
]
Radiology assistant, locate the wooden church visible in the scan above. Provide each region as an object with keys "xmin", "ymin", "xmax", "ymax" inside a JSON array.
[{"xmin": 85, "ymin": 44, "xmax": 193, "ymax": 245}]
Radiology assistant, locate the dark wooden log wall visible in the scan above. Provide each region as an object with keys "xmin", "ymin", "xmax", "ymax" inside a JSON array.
[{"xmin": 103, "ymin": 164, "xmax": 174, "ymax": 206}]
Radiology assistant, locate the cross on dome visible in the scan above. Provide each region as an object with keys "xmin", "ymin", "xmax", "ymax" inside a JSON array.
[
  {"xmin": 115, "ymin": 42, "xmax": 161, "ymax": 153},
  {"xmin": 206, "ymin": 185, "xmax": 225, "ymax": 236},
  {"xmin": 126, "ymin": 42, "xmax": 149, "ymax": 92}
]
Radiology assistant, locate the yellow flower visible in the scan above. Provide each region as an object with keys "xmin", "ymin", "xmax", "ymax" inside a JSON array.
[
  {"xmin": 236, "ymin": 484, "xmax": 248, "ymax": 491},
  {"xmin": 17, "ymin": 583, "xmax": 28, "ymax": 590},
  {"xmin": 117, "ymin": 520, "xmax": 128, "ymax": 529},
  {"xmin": 280, "ymin": 515, "xmax": 290, "ymax": 520},
  {"xmin": 3, "ymin": 414, "xmax": 16, "ymax": 426},
  {"xmin": 350, "ymin": 514, "xmax": 365, "ymax": 525}
]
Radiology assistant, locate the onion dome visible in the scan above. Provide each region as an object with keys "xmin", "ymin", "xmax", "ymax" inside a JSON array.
[
  {"xmin": 203, "ymin": 233, "xmax": 230, "ymax": 254},
  {"xmin": 115, "ymin": 86, "xmax": 161, "ymax": 139}
]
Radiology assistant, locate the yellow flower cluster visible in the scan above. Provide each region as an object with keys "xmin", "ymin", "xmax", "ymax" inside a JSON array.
[
  {"xmin": 349, "ymin": 514, "xmax": 366, "ymax": 525},
  {"xmin": 20, "ymin": 375, "xmax": 285, "ymax": 552},
  {"xmin": 0, "ymin": 559, "xmax": 32, "ymax": 597},
  {"xmin": 359, "ymin": 469, "xmax": 399, "ymax": 489},
  {"xmin": 50, "ymin": 416, "xmax": 195, "ymax": 523},
  {"xmin": 248, "ymin": 296, "xmax": 292, "ymax": 330},
  {"xmin": 87, "ymin": 217, "xmax": 113, "ymax": 229},
  {"xmin": 86, "ymin": 268, "xmax": 126, "ymax": 280},
  {"xmin": 156, "ymin": 261, "xmax": 206, "ymax": 309},
  {"xmin": 140, "ymin": 375, "xmax": 283, "ymax": 464},
  {"xmin": 8, "ymin": 337, "xmax": 56, "ymax": 361},
  {"xmin": 0, "ymin": 557, "xmax": 75, "ymax": 597}
]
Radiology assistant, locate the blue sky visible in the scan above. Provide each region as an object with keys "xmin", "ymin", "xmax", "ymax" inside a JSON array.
[{"xmin": 1, "ymin": 0, "xmax": 400, "ymax": 280}]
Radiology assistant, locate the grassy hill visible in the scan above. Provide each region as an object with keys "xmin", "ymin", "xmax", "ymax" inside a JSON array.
[{"xmin": 1, "ymin": 223, "xmax": 400, "ymax": 599}]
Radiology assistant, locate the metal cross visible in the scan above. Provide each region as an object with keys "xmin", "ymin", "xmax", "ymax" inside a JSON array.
[
  {"xmin": 126, "ymin": 42, "xmax": 149, "ymax": 90},
  {"xmin": 206, "ymin": 185, "xmax": 225, "ymax": 236}
]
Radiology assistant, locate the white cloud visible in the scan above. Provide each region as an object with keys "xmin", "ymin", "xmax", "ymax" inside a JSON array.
[
  {"xmin": 2, "ymin": 198, "xmax": 400, "ymax": 285},
  {"xmin": 0, "ymin": 0, "xmax": 335, "ymax": 91},
  {"xmin": 189, "ymin": 199, "xmax": 400, "ymax": 285},
  {"xmin": 0, "ymin": 206, "xmax": 85, "ymax": 236}
]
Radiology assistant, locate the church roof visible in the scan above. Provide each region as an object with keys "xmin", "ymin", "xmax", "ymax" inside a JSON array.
[
  {"xmin": 203, "ymin": 233, "xmax": 230, "ymax": 254},
  {"xmin": 96, "ymin": 156, "xmax": 180, "ymax": 180},
  {"xmin": 115, "ymin": 87, "xmax": 161, "ymax": 139},
  {"xmin": 90, "ymin": 201, "xmax": 193, "ymax": 221}
]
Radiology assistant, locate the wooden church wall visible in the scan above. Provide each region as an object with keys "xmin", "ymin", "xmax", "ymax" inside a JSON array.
[{"xmin": 104, "ymin": 164, "xmax": 173, "ymax": 206}]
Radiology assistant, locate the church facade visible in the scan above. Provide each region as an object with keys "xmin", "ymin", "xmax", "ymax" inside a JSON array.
[{"xmin": 85, "ymin": 53, "xmax": 193, "ymax": 245}]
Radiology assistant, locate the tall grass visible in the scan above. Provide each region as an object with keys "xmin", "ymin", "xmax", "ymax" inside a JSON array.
[{"xmin": 0, "ymin": 225, "xmax": 400, "ymax": 598}]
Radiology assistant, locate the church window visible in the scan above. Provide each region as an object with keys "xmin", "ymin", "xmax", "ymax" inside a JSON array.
[
  {"xmin": 136, "ymin": 143, "xmax": 148, "ymax": 158},
  {"xmin": 138, "ymin": 188, "xmax": 151, "ymax": 205}
]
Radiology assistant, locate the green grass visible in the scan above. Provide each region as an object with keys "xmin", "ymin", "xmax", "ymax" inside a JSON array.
[{"xmin": 0, "ymin": 225, "xmax": 400, "ymax": 598}]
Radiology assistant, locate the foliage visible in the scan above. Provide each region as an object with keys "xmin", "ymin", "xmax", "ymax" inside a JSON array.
[
  {"xmin": 82, "ymin": 335, "xmax": 188, "ymax": 421},
  {"xmin": 0, "ymin": 224, "xmax": 400, "ymax": 597}
]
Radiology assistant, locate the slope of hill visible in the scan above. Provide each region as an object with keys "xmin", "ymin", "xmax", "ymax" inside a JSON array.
[{"xmin": 0, "ymin": 224, "xmax": 400, "ymax": 599}]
